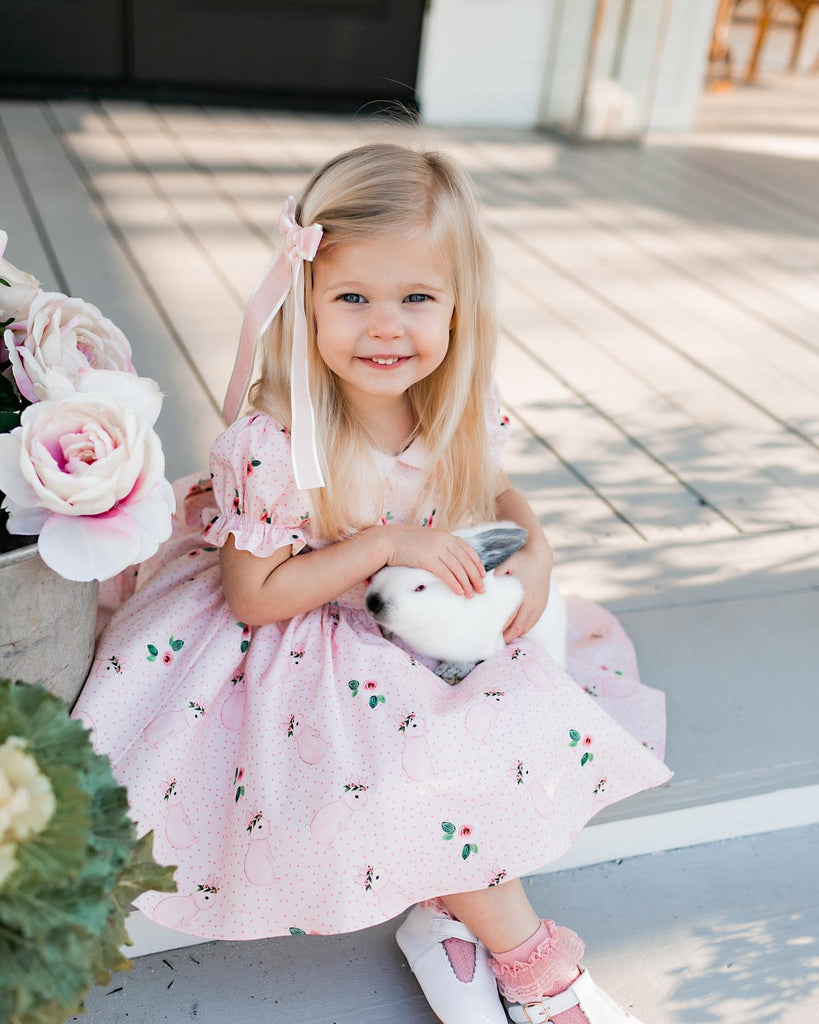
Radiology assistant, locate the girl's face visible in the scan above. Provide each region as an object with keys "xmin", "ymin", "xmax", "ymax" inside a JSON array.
[{"xmin": 311, "ymin": 230, "xmax": 455, "ymax": 415}]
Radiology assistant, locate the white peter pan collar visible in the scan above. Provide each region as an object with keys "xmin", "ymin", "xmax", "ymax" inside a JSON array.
[{"xmin": 370, "ymin": 436, "xmax": 427, "ymax": 477}]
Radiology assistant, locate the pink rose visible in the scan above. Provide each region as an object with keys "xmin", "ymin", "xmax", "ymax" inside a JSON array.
[
  {"xmin": 582, "ymin": 735, "xmax": 593, "ymax": 747},
  {"xmin": 459, "ymin": 825, "xmax": 473, "ymax": 838},
  {"xmin": 364, "ymin": 680, "xmax": 378, "ymax": 691},
  {"xmin": 0, "ymin": 370, "xmax": 174, "ymax": 581},
  {"xmin": 0, "ymin": 231, "xmax": 41, "ymax": 326},
  {"xmin": 5, "ymin": 291, "xmax": 134, "ymax": 403},
  {"xmin": 163, "ymin": 652, "xmax": 173, "ymax": 665}
]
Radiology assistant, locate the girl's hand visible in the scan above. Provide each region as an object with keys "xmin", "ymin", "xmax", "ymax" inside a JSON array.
[
  {"xmin": 496, "ymin": 542, "xmax": 554, "ymax": 644},
  {"xmin": 384, "ymin": 526, "xmax": 486, "ymax": 597}
]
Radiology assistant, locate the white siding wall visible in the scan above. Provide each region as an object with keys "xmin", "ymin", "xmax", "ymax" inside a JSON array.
[
  {"xmin": 417, "ymin": 0, "xmax": 720, "ymax": 133},
  {"xmin": 416, "ymin": 0, "xmax": 556, "ymax": 127}
]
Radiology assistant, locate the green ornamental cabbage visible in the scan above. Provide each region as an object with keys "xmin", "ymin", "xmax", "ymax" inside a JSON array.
[{"xmin": 0, "ymin": 678, "xmax": 177, "ymax": 1024}]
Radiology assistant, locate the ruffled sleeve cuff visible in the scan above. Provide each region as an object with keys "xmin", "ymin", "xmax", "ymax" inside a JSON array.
[
  {"xmin": 201, "ymin": 508, "xmax": 307, "ymax": 559},
  {"xmin": 204, "ymin": 413, "xmax": 310, "ymax": 558}
]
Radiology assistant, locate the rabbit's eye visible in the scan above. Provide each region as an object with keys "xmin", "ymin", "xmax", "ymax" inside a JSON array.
[{"xmin": 414, "ymin": 584, "xmax": 426, "ymax": 593}]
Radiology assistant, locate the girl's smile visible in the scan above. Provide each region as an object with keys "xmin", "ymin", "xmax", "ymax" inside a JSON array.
[{"xmin": 312, "ymin": 231, "xmax": 455, "ymax": 416}]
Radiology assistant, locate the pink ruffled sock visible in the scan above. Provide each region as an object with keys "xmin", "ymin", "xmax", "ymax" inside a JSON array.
[
  {"xmin": 488, "ymin": 920, "xmax": 588, "ymax": 1024},
  {"xmin": 421, "ymin": 898, "xmax": 477, "ymax": 984}
]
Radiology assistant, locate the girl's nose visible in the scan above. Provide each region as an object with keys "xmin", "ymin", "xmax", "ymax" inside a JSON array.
[{"xmin": 367, "ymin": 306, "xmax": 404, "ymax": 340}]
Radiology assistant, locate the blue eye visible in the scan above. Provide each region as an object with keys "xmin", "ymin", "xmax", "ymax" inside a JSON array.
[
  {"xmin": 405, "ymin": 293, "xmax": 430, "ymax": 303},
  {"xmin": 339, "ymin": 293, "xmax": 366, "ymax": 304}
]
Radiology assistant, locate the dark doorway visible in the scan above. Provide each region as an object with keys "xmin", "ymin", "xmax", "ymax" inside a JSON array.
[{"xmin": 0, "ymin": 0, "xmax": 426, "ymax": 106}]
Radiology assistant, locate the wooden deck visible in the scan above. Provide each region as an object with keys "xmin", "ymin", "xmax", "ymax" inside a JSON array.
[{"xmin": 3, "ymin": 91, "xmax": 819, "ymax": 571}]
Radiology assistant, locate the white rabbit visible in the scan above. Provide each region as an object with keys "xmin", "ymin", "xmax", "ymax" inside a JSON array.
[{"xmin": 365, "ymin": 522, "xmax": 567, "ymax": 683}]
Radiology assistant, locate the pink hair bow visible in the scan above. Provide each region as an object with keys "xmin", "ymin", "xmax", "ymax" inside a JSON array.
[{"xmin": 223, "ymin": 196, "xmax": 325, "ymax": 490}]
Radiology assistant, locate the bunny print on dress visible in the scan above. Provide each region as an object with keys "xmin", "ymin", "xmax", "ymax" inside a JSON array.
[
  {"xmin": 465, "ymin": 691, "xmax": 507, "ymax": 745},
  {"xmin": 309, "ymin": 784, "xmax": 369, "ymax": 849},
  {"xmin": 153, "ymin": 884, "xmax": 219, "ymax": 929},
  {"xmin": 244, "ymin": 812, "xmax": 279, "ymax": 886},
  {"xmin": 398, "ymin": 712, "xmax": 436, "ymax": 783},
  {"xmin": 143, "ymin": 702, "xmax": 205, "ymax": 748},
  {"xmin": 163, "ymin": 779, "xmax": 198, "ymax": 849},
  {"xmin": 287, "ymin": 714, "xmax": 330, "ymax": 765}
]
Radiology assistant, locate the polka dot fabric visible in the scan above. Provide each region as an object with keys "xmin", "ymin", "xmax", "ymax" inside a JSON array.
[{"xmin": 73, "ymin": 406, "xmax": 671, "ymax": 941}]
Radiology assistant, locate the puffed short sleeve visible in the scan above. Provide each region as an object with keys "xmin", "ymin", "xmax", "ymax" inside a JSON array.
[
  {"xmin": 202, "ymin": 414, "xmax": 309, "ymax": 558},
  {"xmin": 486, "ymin": 379, "xmax": 510, "ymax": 469}
]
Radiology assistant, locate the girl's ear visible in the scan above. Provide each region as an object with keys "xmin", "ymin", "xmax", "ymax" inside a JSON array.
[{"xmin": 470, "ymin": 525, "xmax": 528, "ymax": 571}]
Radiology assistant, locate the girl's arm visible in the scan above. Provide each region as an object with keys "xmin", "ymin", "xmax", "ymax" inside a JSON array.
[
  {"xmin": 493, "ymin": 471, "xmax": 555, "ymax": 643},
  {"xmin": 220, "ymin": 524, "xmax": 486, "ymax": 626}
]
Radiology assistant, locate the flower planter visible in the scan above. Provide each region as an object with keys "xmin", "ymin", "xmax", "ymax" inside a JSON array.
[{"xmin": 0, "ymin": 541, "xmax": 97, "ymax": 707}]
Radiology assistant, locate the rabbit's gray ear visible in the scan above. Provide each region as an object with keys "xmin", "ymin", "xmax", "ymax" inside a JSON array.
[{"xmin": 470, "ymin": 526, "xmax": 528, "ymax": 571}]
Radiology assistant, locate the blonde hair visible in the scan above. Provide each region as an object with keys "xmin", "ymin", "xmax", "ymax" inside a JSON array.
[{"xmin": 249, "ymin": 143, "xmax": 498, "ymax": 540}]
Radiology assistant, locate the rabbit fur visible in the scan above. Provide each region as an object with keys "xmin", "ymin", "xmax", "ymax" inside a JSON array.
[{"xmin": 365, "ymin": 521, "xmax": 568, "ymax": 683}]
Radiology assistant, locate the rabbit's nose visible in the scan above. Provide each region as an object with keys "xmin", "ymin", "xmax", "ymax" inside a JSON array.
[{"xmin": 365, "ymin": 592, "xmax": 384, "ymax": 616}]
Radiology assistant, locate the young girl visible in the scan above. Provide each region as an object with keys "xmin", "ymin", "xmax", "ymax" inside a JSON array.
[{"xmin": 73, "ymin": 143, "xmax": 671, "ymax": 1024}]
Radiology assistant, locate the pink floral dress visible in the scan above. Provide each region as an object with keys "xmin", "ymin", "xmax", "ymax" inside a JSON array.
[{"xmin": 72, "ymin": 407, "xmax": 671, "ymax": 941}]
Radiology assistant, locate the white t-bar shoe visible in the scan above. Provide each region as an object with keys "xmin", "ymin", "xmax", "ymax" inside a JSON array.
[
  {"xmin": 505, "ymin": 966, "xmax": 645, "ymax": 1024},
  {"xmin": 396, "ymin": 903, "xmax": 509, "ymax": 1024}
]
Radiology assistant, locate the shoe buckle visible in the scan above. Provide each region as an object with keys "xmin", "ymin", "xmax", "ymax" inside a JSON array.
[{"xmin": 522, "ymin": 1002, "xmax": 552, "ymax": 1023}]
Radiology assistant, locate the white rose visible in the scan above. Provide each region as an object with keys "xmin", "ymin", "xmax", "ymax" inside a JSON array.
[
  {"xmin": 6, "ymin": 291, "xmax": 134, "ymax": 403},
  {"xmin": 0, "ymin": 230, "xmax": 42, "ymax": 326},
  {"xmin": 0, "ymin": 370, "xmax": 175, "ymax": 581},
  {"xmin": 0, "ymin": 736, "xmax": 56, "ymax": 887}
]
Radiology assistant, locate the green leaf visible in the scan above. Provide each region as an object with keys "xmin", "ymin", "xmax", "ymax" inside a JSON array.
[
  {"xmin": 461, "ymin": 844, "xmax": 471, "ymax": 860},
  {"xmin": 170, "ymin": 638, "xmax": 184, "ymax": 652},
  {"xmin": 581, "ymin": 752, "xmax": 593, "ymax": 766},
  {"xmin": 569, "ymin": 729, "xmax": 581, "ymax": 742},
  {"xmin": 289, "ymin": 927, "xmax": 306, "ymax": 936},
  {"xmin": 240, "ymin": 640, "xmax": 249, "ymax": 654},
  {"xmin": 377, "ymin": 695, "xmax": 385, "ymax": 704},
  {"xmin": 146, "ymin": 644, "xmax": 158, "ymax": 657},
  {"xmin": 441, "ymin": 821, "xmax": 456, "ymax": 834},
  {"xmin": 0, "ymin": 408, "xmax": 21, "ymax": 431},
  {"xmin": 470, "ymin": 843, "xmax": 478, "ymax": 854},
  {"xmin": 348, "ymin": 679, "xmax": 359, "ymax": 690},
  {"xmin": 0, "ymin": 276, "xmax": 10, "ymax": 286},
  {"xmin": 368, "ymin": 695, "xmax": 378, "ymax": 709}
]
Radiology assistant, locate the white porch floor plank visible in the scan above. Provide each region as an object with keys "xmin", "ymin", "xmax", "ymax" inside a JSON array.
[
  {"xmin": 469, "ymin": 133, "xmax": 819, "ymax": 385},
  {"xmin": 48, "ymin": 100, "xmax": 244, "ymax": 411},
  {"xmin": 496, "ymin": 331, "xmax": 732, "ymax": 541},
  {"xmin": 478, "ymin": 177, "xmax": 819, "ymax": 442},
  {"xmin": 490, "ymin": 231, "xmax": 819, "ymax": 531},
  {"xmin": 560, "ymin": 143, "xmax": 819, "ymax": 324},
  {"xmin": 494, "ymin": 263, "xmax": 819, "ymax": 533}
]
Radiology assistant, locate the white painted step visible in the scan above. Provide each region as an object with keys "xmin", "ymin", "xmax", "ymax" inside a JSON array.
[{"xmin": 75, "ymin": 825, "xmax": 819, "ymax": 1024}]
